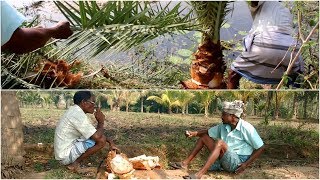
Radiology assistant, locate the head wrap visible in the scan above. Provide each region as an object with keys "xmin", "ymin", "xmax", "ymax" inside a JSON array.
[
  {"xmin": 248, "ymin": 1, "xmax": 265, "ymax": 12},
  {"xmin": 222, "ymin": 100, "xmax": 244, "ymax": 118}
]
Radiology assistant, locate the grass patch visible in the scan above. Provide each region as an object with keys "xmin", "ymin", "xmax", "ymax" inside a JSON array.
[
  {"xmin": 260, "ymin": 124, "xmax": 319, "ymax": 147},
  {"xmin": 33, "ymin": 163, "xmax": 45, "ymax": 172},
  {"xmin": 45, "ymin": 169, "xmax": 81, "ymax": 179}
]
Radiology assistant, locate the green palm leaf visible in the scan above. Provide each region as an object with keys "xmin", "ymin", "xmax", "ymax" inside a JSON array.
[
  {"xmin": 52, "ymin": 1, "xmax": 198, "ymax": 59},
  {"xmin": 191, "ymin": 1, "xmax": 231, "ymax": 43}
]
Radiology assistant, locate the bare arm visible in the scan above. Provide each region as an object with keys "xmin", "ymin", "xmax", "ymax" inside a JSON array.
[
  {"xmin": 2, "ymin": 21, "xmax": 72, "ymax": 54},
  {"xmin": 235, "ymin": 145, "xmax": 265, "ymax": 174},
  {"xmin": 185, "ymin": 129, "xmax": 208, "ymax": 138},
  {"xmin": 92, "ymin": 108, "xmax": 118, "ymax": 150}
]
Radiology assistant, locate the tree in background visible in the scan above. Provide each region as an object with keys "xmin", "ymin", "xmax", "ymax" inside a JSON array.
[
  {"xmin": 121, "ymin": 91, "xmax": 141, "ymax": 112},
  {"xmin": 175, "ymin": 91, "xmax": 195, "ymax": 115},
  {"xmin": 193, "ymin": 91, "xmax": 216, "ymax": 117},
  {"xmin": 100, "ymin": 90, "xmax": 124, "ymax": 111},
  {"xmin": 147, "ymin": 90, "xmax": 180, "ymax": 114}
]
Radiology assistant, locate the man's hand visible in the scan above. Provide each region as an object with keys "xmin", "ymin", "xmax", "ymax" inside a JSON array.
[
  {"xmin": 235, "ymin": 162, "xmax": 248, "ymax": 174},
  {"xmin": 110, "ymin": 143, "xmax": 120, "ymax": 153},
  {"xmin": 52, "ymin": 21, "xmax": 73, "ymax": 39},
  {"xmin": 94, "ymin": 107, "xmax": 105, "ymax": 123},
  {"xmin": 185, "ymin": 130, "xmax": 197, "ymax": 138}
]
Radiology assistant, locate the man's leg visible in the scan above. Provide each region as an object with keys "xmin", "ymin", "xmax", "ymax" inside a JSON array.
[
  {"xmin": 67, "ymin": 135, "xmax": 107, "ymax": 170},
  {"xmin": 182, "ymin": 134, "xmax": 227, "ymax": 171},
  {"xmin": 226, "ymin": 69, "xmax": 242, "ymax": 89},
  {"xmin": 194, "ymin": 138, "xmax": 228, "ymax": 178},
  {"xmin": 1, "ymin": 21, "xmax": 72, "ymax": 54}
]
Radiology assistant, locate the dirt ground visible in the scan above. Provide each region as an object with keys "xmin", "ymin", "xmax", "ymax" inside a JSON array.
[{"xmin": 18, "ymin": 159, "xmax": 319, "ymax": 179}]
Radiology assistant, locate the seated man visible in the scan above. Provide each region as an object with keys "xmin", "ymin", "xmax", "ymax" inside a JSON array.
[
  {"xmin": 1, "ymin": 0, "xmax": 73, "ymax": 54},
  {"xmin": 170, "ymin": 100, "xmax": 265, "ymax": 179},
  {"xmin": 54, "ymin": 91, "xmax": 118, "ymax": 171},
  {"xmin": 228, "ymin": 1, "xmax": 304, "ymax": 89}
]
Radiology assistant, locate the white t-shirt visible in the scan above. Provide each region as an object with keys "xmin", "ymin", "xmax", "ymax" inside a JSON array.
[{"xmin": 54, "ymin": 105, "xmax": 97, "ymax": 161}]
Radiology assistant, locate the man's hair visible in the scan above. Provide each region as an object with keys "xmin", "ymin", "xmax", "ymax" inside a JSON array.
[{"xmin": 73, "ymin": 91, "xmax": 93, "ymax": 105}]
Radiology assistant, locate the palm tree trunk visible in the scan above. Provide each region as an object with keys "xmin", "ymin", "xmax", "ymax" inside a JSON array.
[
  {"xmin": 292, "ymin": 92, "xmax": 298, "ymax": 120},
  {"xmin": 1, "ymin": 91, "xmax": 25, "ymax": 178},
  {"xmin": 140, "ymin": 97, "xmax": 144, "ymax": 113},
  {"xmin": 253, "ymin": 98, "xmax": 258, "ymax": 116},
  {"xmin": 182, "ymin": 40, "xmax": 226, "ymax": 89},
  {"xmin": 168, "ymin": 106, "xmax": 172, "ymax": 114},
  {"xmin": 186, "ymin": 104, "xmax": 189, "ymax": 115},
  {"xmin": 264, "ymin": 91, "xmax": 273, "ymax": 124},
  {"xmin": 204, "ymin": 104, "xmax": 209, "ymax": 117},
  {"xmin": 303, "ymin": 92, "xmax": 308, "ymax": 119},
  {"xmin": 274, "ymin": 92, "xmax": 279, "ymax": 120}
]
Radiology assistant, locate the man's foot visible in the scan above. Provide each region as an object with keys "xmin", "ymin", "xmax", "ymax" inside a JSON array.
[
  {"xmin": 183, "ymin": 173, "xmax": 201, "ymax": 179},
  {"xmin": 169, "ymin": 162, "xmax": 188, "ymax": 170},
  {"xmin": 52, "ymin": 21, "xmax": 73, "ymax": 39},
  {"xmin": 67, "ymin": 162, "xmax": 80, "ymax": 172}
]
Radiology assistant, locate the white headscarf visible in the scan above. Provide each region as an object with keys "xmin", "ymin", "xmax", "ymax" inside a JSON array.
[{"xmin": 222, "ymin": 100, "xmax": 244, "ymax": 118}]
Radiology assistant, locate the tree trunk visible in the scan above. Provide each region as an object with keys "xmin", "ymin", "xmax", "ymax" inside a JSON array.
[
  {"xmin": 182, "ymin": 106, "xmax": 185, "ymax": 115},
  {"xmin": 181, "ymin": 40, "xmax": 226, "ymax": 89},
  {"xmin": 253, "ymin": 98, "xmax": 258, "ymax": 116},
  {"xmin": 303, "ymin": 92, "xmax": 308, "ymax": 119},
  {"xmin": 242, "ymin": 102, "xmax": 247, "ymax": 118},
  {"xmin": 57, "ymin": 94, "xmax": 66, "ymax": 109},
  {"xmin": 274, "ymin": 92, "xmax": 279, "ymax": 120},
  {"xmin": 1, "ymin": 91, "xmax": 25, "ymax": 178},
  {"xmin": 292, "ymin": 92, "xmax": 298, "ymax": 120},
  {"xmin": 126, "ymin": 103, "xmax": 129, "ymax": 112},
  {"xmin": 140, "ymin": 97, "xmax": 144, "ymax": 113},
  {"xmin": 186, "ymin": 104, "xmax": 189, "ymax": 115},
  {"xmin": 264, "ymin": 91, "xmax": 273, "ymax": 124},
  {"xmin": 204, "ymin": 104, "xmax": 209, "ymax": 117}
]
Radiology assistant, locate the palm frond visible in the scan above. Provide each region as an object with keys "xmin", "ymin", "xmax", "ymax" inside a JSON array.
[
  {"xmin": 191, "ymin": 1, "xmax": 231, "ymax": 43},
  {"xmin": 146, "ymin": 96, "xmax": 164, "ymax": 105},
  {"xmin": 52, "ymin": 1, "xmax": 198, "ymax": 59}
]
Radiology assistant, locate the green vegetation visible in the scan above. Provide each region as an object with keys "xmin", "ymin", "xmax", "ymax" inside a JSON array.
[{"xmin": 17, "ymin": 90, "xmax": 319, "ymax": 120}]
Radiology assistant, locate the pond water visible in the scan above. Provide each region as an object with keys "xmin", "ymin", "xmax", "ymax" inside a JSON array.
[{"xmin": 7, "ymin": 1, "xmax": 253, "ymax": 63}]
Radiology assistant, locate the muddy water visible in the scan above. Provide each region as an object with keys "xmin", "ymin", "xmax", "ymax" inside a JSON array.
[{"xmin": 7, "ymin": 1, "xmax": 252, "ymax": 62}]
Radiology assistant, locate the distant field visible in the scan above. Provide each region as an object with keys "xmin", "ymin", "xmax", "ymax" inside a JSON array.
[{"xmin": 20, "ymin": 107, "xmax": 318, "ymax": 151}]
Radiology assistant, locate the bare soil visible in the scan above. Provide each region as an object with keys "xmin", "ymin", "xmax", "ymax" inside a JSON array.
[{"xmin": 15, "ymin": 143, "xmax": 319, "ymax": 179}]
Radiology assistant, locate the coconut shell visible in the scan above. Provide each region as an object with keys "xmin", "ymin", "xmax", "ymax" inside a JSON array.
[
  {"xmin": 106, "ymin": 150, "xmax": 134, "ymax": 175},
  {"xmin": 129, "ymin": 155, "xmax": 160, "ymax": 170}
]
